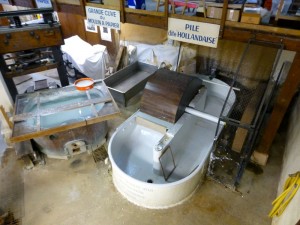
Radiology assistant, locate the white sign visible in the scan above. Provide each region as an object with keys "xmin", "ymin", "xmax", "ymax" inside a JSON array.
[
  {"xmin": 84, "ymin": 19, "xmax": 98, "ymax": 33},
  {"xmin": 86, "ymin": 6, "xmax": 120, "ymax": 30},
  {"xmin": 0, "ymin": 0, "xmax": 10, "ymax": 5},
  {"xmin": 100, "ymin": 26, "xmax": 112, "ymax": 42},
  {"xmin": 168, "ymin": 18, "xmax": 220, "ymax": 48},
  {"xmin": 35, "ymin": 0, "xmax": 52, "ymax": 8}
]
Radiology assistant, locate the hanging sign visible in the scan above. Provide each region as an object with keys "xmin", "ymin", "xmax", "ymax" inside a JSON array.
[
  {"xmin": 168, "ymin": 18, "xmax": 220, "ymax": 48},
  {"xmin": 86, "ymin": 6, "xmax": 120, "ymax": 30},
  {"xmin": 0, "ymin": 0, "xmax": 10, "ymax": 5},
  {"xmin": 35, "ymin": 0, "xmax": 52, "ymax": 8}
]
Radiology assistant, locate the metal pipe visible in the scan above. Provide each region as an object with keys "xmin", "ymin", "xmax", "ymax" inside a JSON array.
[{"xmin": 185, "ymin": 107, "xmax": 225, "ymax": 125}]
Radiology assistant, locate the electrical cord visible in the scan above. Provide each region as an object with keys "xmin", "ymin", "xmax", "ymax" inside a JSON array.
[{"xmin": 269, "ymin": 171, "xmax": 300, "ymax": 218}]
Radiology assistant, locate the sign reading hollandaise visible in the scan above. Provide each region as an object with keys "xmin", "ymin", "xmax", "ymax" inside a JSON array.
[{"xmin": 168, "ymin": 18, "xmax": 220, "ymax": 48}]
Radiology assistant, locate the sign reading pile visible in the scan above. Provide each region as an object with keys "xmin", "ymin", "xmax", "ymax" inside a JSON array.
[{"xmin": 168, "ymin": 18, "xmax": 220, "ymax": 48}]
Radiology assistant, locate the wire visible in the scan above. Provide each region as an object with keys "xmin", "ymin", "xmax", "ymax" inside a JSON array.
[{"xmin": 269, "ymin": 171, "xmax": 300, "ymax": 218}]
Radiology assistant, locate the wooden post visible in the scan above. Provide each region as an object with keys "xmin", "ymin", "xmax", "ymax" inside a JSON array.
[
  {"xmin": 219, "ymin": 0, "xmax": 228, "ymax": 38},
  {"xmin": 51, "ymin": 46, "xmax": 69, "ymax": 87}
]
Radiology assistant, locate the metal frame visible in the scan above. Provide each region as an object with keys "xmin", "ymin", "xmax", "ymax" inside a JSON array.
[
  {"xmin": 209, "ymin": 38, "xmax": 284, "ymax": 187},
  {"xmin": 159, "ymin": 146, "xmax": 176, "ymax": 181}
]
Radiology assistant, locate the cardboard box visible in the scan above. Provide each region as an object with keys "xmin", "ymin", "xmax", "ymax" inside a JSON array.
[
  {"xmin": 206, "ymin": 7, "xmax": 240, "ymax": 22},
  {"xmin": 227, "ymin": 9, "xmax": 240, "ymax": 21},
  {"xmin": 241, "ymin": 12, "xmax": 261, "ymax": 24},
  {"xmin": 103, "ymin": 0, "xmax": 120, "ymax": 7}
]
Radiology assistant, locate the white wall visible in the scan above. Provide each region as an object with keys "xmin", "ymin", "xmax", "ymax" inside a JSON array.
[
  {"xmin": 0, "ymin": 72, "xmax": 13, "ymax": 135},
  {"xmin": 272, "ymin": 95, "xmax": 300, "ymax": 225}
]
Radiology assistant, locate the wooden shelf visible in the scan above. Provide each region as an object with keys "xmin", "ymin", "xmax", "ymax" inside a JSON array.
[
  {"xmin": 85, "ymin": 2, "xmax": 120, "ymax": 10},
  {"xmin": 276, "ymin": 0, "xmax": 300, "ymax": 21},
  {"xmin": 4, "ymin": 63, "xmax": 58, "ymax": 78}
]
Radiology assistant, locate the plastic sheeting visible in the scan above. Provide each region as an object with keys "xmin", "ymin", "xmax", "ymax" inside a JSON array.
[
  {"xmin": 132, "ymin": 43, "xmax": 180, "ymax": 71},
  {"xmin": 61, "ymin": 35, "xmax": 108, "ymax": 80}
]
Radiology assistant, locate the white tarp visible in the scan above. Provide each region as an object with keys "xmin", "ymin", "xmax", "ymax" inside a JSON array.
[
  {"xmin": 61, "ymin": 35, "xmax": 108, "ymax": 80},
  {"xmin": 133, "ymin": 43, "xmax": 180, "ymax": 71}
]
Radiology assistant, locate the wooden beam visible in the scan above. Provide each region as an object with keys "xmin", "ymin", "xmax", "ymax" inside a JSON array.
[
  {"xmin": 114, "ymin": 45, "xmax": 125, "ymax": 71},
  {"xmin": 0, "ymin": 105, "xmax": 13, "ymax": 129},
  {"xmin": 219, "ymin": 0, "xmax": 228, "ymax": 38},
  {"xmin": 254, "ymin": 52, "xmax": 300, "ymax": 165},
  {"xmin": 4, "ymin": 63, "xmax": 58, "ymax": 78},
  {"xmin": 223, "ymin": 28, "xmax": 300, "ymax": 52},
  {"xmin": 125, "ymin": 13, "xmax": 168, "ymax": 29},
  {"xmin": 120, "ymin": 0, "xmax": 125, "ymax": 23}
]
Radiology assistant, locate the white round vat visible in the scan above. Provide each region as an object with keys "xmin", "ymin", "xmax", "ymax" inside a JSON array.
[{"xmin": 108, "ymin": 117, "xmax": 208, "ymax": 209}]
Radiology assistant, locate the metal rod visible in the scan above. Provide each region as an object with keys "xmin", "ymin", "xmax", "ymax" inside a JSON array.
[
  {"xmin": 185, "ymin": 107, "xmax": 225, "ymax": 125},
  {"xmin": 0, "ymin": 8, "xmax": 54, "ymax": 17}
]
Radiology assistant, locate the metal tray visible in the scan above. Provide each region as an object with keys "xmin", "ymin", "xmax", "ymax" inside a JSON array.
[{"xmin": 104, "ymin": 61, "xmax": 157, "ymax": 106}]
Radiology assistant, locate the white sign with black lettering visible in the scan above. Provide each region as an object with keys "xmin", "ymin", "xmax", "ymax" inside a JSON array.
[
  {"xmin": 86, "ymin": 6, "xmax": 120, "ymax": 30},
  {"xmin": 35, "ymin": 0, "xmax": 52, "ymax": 8},
  {"xmin": 0, "ymin": 0, "xmax": 10, "ymax": 5},
  {"xmin": 168, "ymin": 18, "xmax": 220, "ymax": 48}
]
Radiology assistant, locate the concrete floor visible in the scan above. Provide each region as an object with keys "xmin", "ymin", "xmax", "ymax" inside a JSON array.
[
  {"xmin": 0, "ymin": 69, "xmax": 284, "ymax": 225},
  {"xmin": 0, "ymin": 94, "xmax": 284, "ymax": 225}
]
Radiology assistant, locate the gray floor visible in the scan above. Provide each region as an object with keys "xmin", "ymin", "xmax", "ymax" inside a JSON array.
[{"xmin": 0, "ymin": 90, "xmax": 284, "ymax": 224}]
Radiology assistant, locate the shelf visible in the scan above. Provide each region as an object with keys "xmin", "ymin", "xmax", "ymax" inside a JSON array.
[
  {"xmin": 85, "ymin": 2, "xmax": 120, "ymax": 10},
  {"xmin": 4, "ymin": 63, "xmax": 58, "ymax": 78}
]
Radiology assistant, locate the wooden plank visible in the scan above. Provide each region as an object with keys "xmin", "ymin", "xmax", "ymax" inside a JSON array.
[
  {"xmin": 11, "ymin": 0, "xmax": 36, "ymax": 8},
  {"xmin": 85, "ymin": 2, "xmax": 120, "ymax": 10},
  {"xmin": 170, "ymin": 13, "xmax": 221, "ymax": 25},
  {"xmin": 56, "ymin": 0, "xmax": 81, "ymax": 5},
  {"xmin": 125, "ymin": 13, "xmax": 168, "ymax": 29},
  {"xmin": 223, "ymin": 28, "xmax": 300, "ymax": 52},
  {"xmin": 120, "ymin": 23, "xmax": 167, "ymax": 45},
  {"xmin": 225, "ymin": 21, "xmax": 300, "ymax": 38},
  {"xmin": 57, "ymin": 12, "xmax": 86, "ymax": 39},
  {"xmin": 136, "ymin": 116, "xmax": 167, "ymax": 134},
  {"xmin": 219, "ymin": 0, "xmax": 228, "ymax": 38},
  {"xmin": 254, "ymin": 52, "xmax": 300, "ymax": 161},
  {"xmin": 140, "ymin": 69, "xmax": 202, "ymax": 123},
  {"xmin": 54, "ymin": 2, "xmax": 85, "ymax": 15},
  {"xmin": 251, "ymin": 151, "xmax": 269, "ymax": 166},
  {"xmin": 4, "ymin": 63, "xmax": 58, "ymax": 78},
  {"xmin": 125, "ymin": 8, "xmax": 165, "ymax": 17},
  {"xmin": 0, "ymin": 5, "xmax": 9, "ymax": 26},
  {"xmin": 231, "ymin": 84, "xmax": 266, "ymax": 152},
  {"xmin": 0, "ymin": 105, "xmax": 13, "ymax": 129},
  {"xmin": 114, "ymin": 45, "xmax": 125, "ymax": 71},
  {"xmin": 205, "ymin": 2, "xmax": 243, "ymax": 8}
]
